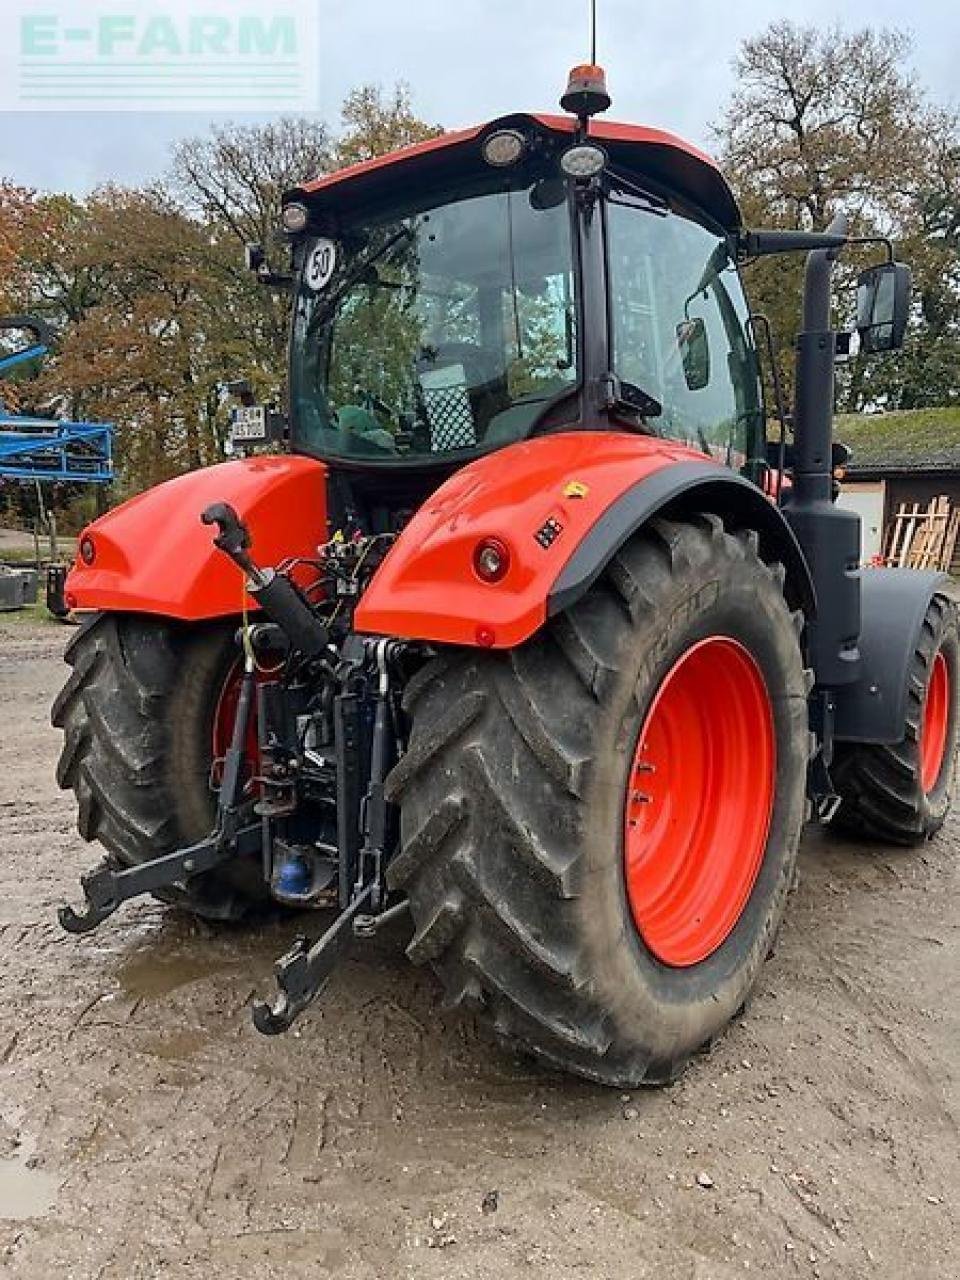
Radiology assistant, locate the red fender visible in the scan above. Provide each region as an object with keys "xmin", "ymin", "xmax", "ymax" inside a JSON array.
[
  {"xmin": 66, "ymin": 456, "xmax": 328, "ymax": 619},
  {"xmin": 354, "ymin": 432, "xmax": 713, "ymax": 648}
]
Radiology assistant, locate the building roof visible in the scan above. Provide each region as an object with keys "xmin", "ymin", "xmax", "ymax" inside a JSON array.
[{"xmin": 837, "ymin": 408, "xmax": 960, "ymax": 474}]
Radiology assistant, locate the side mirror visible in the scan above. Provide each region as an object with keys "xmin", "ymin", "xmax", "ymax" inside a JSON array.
[
  {"xmin": 676, "ymin": 318, "xmax": 710, "ymax": 391},
  {"xmin": 856, "ymin": 261, "xmax": 911, "ymax": 354},
  {"xmin": 244, "ymin": 241, "xmax": 293, "ymax": 290},
  {"xmin": 224, "ymin": 378, "xmax": 255, "ymax": 406}
]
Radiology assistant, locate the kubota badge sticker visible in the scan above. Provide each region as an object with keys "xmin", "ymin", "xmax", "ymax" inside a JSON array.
[{"xmin": 305, "ymin": 239, "xmax": 337, "ymax": 292}]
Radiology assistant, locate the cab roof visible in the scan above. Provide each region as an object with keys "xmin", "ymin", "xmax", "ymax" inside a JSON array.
[{"xmin": 289, "ymin": 113, "xmax": 741, "ymax": 232}]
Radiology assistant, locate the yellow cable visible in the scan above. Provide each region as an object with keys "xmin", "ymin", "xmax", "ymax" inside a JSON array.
[{"xmin": 241, "ymin": 577, "xmax": 255, "ymax": 668}]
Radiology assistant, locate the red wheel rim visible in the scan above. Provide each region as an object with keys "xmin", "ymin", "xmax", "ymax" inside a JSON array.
[
  {"xmin": 623, "ymin": 636, "xmax": 776, "ymax": 967},
  {"xmin": 920, "ymin": 650, "xmax": 950, "ymax": 793}
]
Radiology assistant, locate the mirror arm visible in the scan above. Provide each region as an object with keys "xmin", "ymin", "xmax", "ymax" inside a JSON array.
[
  {"xmin": 802, "ymin": 212, "xmax": 848, "ymax": 331},
  {"xmin": 736, "ymin": 228, "xmax": 847, "ymax": 262},
  {"xmin": 844, "ymin": 234, "xmax": 895, "ymax": 264},
  {"xmin": 736, "ymin": 227, "xmax": 895, "ymax": 266}
]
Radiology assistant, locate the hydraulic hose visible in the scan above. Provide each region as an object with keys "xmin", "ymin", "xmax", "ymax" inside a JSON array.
[
  {"xmin": 201, "ymin": 502, "xmax": 331, "ymax": 660},
  {"xmin": 247, "ymin": 568, "xmax": 330, "ymax": 661}
]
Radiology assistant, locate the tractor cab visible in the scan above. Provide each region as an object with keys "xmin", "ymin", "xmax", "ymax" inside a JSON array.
[{"xmin": 282, "ymin": 105, "xmax": 764, "ymax": 484}]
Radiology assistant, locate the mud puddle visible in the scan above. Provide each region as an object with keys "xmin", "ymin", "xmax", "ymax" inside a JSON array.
[{"xmin": 0, "ymin": 1138, "xmax": 59, "ymax": 1222}]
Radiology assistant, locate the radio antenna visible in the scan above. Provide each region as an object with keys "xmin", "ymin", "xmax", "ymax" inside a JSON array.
[{"xmin": 591, "ymin": 0, "xmax": 597, "ymax": 64}]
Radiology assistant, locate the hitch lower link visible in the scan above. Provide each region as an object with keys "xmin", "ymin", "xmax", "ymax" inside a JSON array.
[
  {"xmin": 59, "ymin": 502, "xmax": 404, "ymax": 1039},
  {"xmin": 58, "ymin": 828, "xmax": 262, "ymax": 935}
]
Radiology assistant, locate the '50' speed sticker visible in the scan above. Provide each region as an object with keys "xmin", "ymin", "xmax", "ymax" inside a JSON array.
[{"xmin": 305, "ymin": 239, "xmax": 337, "ymax": 291}]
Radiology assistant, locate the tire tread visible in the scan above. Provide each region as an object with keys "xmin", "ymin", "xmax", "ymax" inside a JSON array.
[{"xmin": 389, "ymin": 516, "xmax": 810, "ymax": 1085}]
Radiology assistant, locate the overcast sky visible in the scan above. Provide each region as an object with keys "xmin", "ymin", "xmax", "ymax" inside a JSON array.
[{"xmin": 2, "ymin": 0, "xmax": 958, "ymax": 195}]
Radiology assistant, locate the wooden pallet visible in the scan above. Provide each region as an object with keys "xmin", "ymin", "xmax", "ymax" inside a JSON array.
[{"xmin": 883, "ymin": 496, "xmax": 959, "ymax": 571}]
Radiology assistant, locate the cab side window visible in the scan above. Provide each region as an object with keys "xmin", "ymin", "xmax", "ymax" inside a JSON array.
[{"xmin": 606, "ymin": 198, "xmax": 762, "ymax": 470}]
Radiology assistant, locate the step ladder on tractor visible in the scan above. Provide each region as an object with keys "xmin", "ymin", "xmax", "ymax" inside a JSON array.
[{"xmin": 0, "ymin": 314, "xmax": 112, "ymax": 616}]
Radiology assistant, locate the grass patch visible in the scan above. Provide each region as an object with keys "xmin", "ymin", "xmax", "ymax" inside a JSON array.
[
  {"xmin": 0, "ymin": 599, "xmax": 60, "ymax": 626},
  {"xmin": 1, "ymin": 546, "xmax": 45, "ymax": 566},
  {"xmin": 0, "ymin": 542, "xmax": 74, "ymax": 566},
  {"xmin": 836, "ymin": 407, "xmax": 960, "ymax": 469}
]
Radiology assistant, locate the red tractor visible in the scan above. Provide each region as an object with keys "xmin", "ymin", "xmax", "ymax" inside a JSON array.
[{"xmin": 53, "ymin": 67, "xmax": 958, "ymax": 1086}]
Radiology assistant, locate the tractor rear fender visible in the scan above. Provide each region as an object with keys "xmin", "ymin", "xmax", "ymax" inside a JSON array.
[
  {"xmin": 65, "ymin": 455, "xmax": 328, "ymax": 620},
  {"xmin": 354, "ymin": 431, "xmax": 816, "ymax": 649},
  {"xmin": 833, "ymin": 568, "xmax": 948, "ymax": 745}
]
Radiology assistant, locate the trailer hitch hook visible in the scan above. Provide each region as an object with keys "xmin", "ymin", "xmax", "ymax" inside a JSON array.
[
  {"xmin": 58, "ymin": 827, "xmax": 263, "ymax": 934},
  {"xmin": 58, "ymin": 862, "xmax": 118, "ymax": 934},
  {"xmin": 251, "ymin": 881, "xmax": 376, "ymax": 1034}
]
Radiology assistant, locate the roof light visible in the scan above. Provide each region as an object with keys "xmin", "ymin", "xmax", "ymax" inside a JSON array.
[
  {"xmin": 560, "ymin": 63, "xmax": 612, "ymax": 118},
  {"xmin": 482, "ymin": 129, "xmax": 527, "ymax": 168},
  {"xmin": 281, "ymin": 202, "xmax": 309, "ymax": 234},
  {"xmin": 559, "ymin": 142, "xmax": 607, "ymax": 180}
]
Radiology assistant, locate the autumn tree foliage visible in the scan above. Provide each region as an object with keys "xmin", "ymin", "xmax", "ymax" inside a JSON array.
[
  {"xmin": 716, "ymin": 22, "xmax": 960, "ymax": 412},
  {"xmin": 0, "ymin": 184, "xmax": 38, "ymax": 308},
  {"xmin": 5, "ymin": 50, "xmax": 960, "ymax": 510},
  {"xmin": 39, "ymin": 190, "xmax": 257, "ymax": 486},
  {"xmin": 2, "ymin": 84, "xmax": 435, "ymax": 506},
  {"xmin": 335, "ymin": 83, "xmax": 442, "ymax": 168}
]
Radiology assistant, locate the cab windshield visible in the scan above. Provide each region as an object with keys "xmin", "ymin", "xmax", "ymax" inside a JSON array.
[{"xmin": 290, "ymin": 177, "xmax": 577, "ymax": 463}]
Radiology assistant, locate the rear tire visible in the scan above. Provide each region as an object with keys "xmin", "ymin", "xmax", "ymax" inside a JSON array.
[
  {"xmin": 387, "ymin": 516, "xmax": 811, "ymax": 1086},
  {"xmin": 52, "ymin": 613, "xmax": 269, "ymax": 920},
  {"xmin": 832, "ymin": 594, "xmax": 959, "ymax": 845}
]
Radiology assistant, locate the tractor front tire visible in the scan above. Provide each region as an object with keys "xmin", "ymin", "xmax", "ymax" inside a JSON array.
[
  {"xmin": 53, "ymin": 613, "xmax": 268, "ymax": 921},
  {"xmin": 832, "ymin": 594, "xmax": 959, "ymax": 845},
  {"xmin": 387, "ymin": 515, "xmax": 811, "ymax": 1087}
]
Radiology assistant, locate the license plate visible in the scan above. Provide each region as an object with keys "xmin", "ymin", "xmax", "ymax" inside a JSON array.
[{"xmin": 231, "ymin": 406, "xmax": 267, "ymax": 440}]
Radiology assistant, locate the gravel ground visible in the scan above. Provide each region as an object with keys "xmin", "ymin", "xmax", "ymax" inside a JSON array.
[{"xmin": 1, "ymin": 619, "xmax": 958, "ymax": 1279}]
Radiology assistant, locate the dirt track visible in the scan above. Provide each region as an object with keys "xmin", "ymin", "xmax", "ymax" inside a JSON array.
[{"xmin": 1, "ymin": 619, "xmax": 959, "ymax": 1279}]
